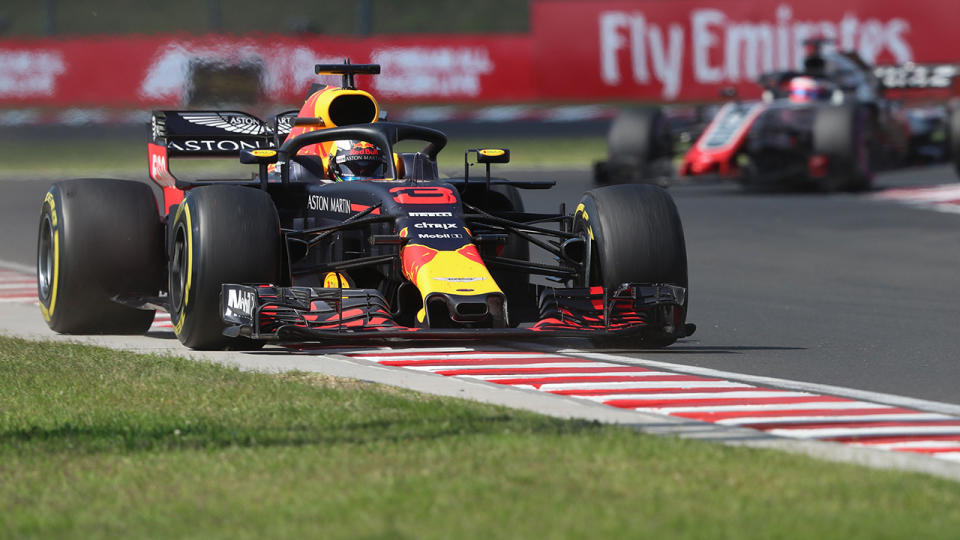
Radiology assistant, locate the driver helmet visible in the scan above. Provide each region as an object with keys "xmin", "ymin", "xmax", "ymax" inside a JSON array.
[
  {"xmin": 328, "ymin": 140, "xmax": 388, "ymax": 181},
  {"xmin": 788, "ymin": 76, "xmax": 829, "ymax": 103}
]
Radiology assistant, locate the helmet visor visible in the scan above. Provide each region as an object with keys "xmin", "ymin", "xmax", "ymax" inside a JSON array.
[
  {"xmin": 337, "ymin": 157, "xmax": 386, "ymax": 180},
  {"xmin": 333, "ymin": 140, "xmax": 387, "ymax": 181}
]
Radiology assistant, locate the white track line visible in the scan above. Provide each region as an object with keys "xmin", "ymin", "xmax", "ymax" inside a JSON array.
[
  {"xmin": 356, "ymin": 352, "xmax": 574, "ymax": 362},
  {"xmin": 405, "ymin": 362, "xmax": 616, "ymax": 372},
  {"xmin": 853, "ymin": 440, "xmax": 960, "ymax": 450},
  {"xmin": 0, "ymin": 296, "xmax": 38, "ymax": 303},
  {"xmin": 519, "ymin": 380, "xmax": 754, "ymax": 391},
  {"xmin": 769, "ymin": 425, "xmax": 960, "ymax": 439},
  {"xmin": 459, "ymin": 371, "xmax": 681, "ymax": 380},
  {"xmin": 873, "ymin": 184, "xmax": 960, "ymax": 201},
  {"xmin": 571, "ymin": 390, "xmax": 810, "ymax": 402},
  {"xmin": 0, "ymin": 281, "xmax": 37, "ymax": 289},
  {"xmin": 351, "ymin": 346, "xmax": 474, "ymax": 354},
  {"xmin": 717, "ymin": 413, "xmax": 955, "ymax": 426},
  {"xmin": 639, "ymin": 401, "xmax": 890, "ymax": 414}
]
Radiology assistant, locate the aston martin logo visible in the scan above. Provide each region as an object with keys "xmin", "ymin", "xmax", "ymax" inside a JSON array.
[
  {"xmin": 180, "ymin": 113, "xmax": 267, "ymax": 135},
  {"xmin": 274, "ymin": 116, "xmax": 294, "ymax": 134}
]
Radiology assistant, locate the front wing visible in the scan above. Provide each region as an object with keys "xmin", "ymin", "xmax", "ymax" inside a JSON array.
[{"xmin": 220, "ymin": 283, "xmax": 691, "ymax": 343}]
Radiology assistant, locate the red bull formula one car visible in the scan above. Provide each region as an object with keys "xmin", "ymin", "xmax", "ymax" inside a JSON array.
[{"xmin": 37, "ymin": 62, "xmax": 694, "ymax": 350}]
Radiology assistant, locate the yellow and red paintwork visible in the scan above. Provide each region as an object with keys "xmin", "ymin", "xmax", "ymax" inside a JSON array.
[
  {"xmin": 280, "ymin": 85, "xmax": 381, "ymax": 173},
  {"xmin": 400, "ymin": 242, "xmax": 503, "ymax": 323},
  {"xmin": 271, "ymin": 85, "xmax": 410, "ymax": 180}
]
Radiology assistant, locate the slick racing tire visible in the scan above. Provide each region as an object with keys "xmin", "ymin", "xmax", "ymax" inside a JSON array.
[
  {"xmin": 38, "ymin": 179, "xmax": 163, "ymax": 334},
  {"xmin": 573, "ymin": 184, "xmax": 688, "ymax": 348},
  {"xmin": 593, "ymin": 160, "xmax": 611, "ymax": 186},
  {"xmin": 813, "ymin": 105, "xmax": 872, "ymax": 192},
  {"xmin": 168, "ymin": 185, "xmax": 281, "ymax": 350},
  {"xmin": 950, "ymin": 104, "xmax": 960, "ymax": 178},
  {"xmin": 602, "ymin": 107, "xmax": 669, "ymax": 185}
]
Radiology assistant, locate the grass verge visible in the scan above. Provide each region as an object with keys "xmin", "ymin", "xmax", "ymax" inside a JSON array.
[{"xmin": 3, "ymin": 335, "xmax": 960, "ymax": 539}]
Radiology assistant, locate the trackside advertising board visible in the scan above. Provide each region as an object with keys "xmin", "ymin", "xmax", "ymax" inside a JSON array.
[
  {"xmin": 0, "ymin": 34, "xmax": 536, "ymax": 106},
  {"xmin": 0, "ymin": 0, "xmax": 956, "ymax": 106},
  {"xmin": 532, "ymin": 0, "xmax": 960, "ymax": 101}
]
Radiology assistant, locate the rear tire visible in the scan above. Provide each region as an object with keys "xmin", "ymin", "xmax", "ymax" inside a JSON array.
[
  {"xmin": 168, "ymin": 185, "xmax": 282, "ymax": 350},
  {"xmin": 813, "ymin": 105, "xmax": 872, "ymax": 192},
  {"xmin": 949, "ymin": 104, "xmax": 960, "ymax": 178},
  {"xmin": 37, "ymin": 179, "xmax": 163, "ymax": 334},
  {"xmin": 573, "ymin": 184, "xmax": 688, "ymax": 348},
  {"xmin": 602, "ymin": 108, "xmax": 670, "ymax": 184}
]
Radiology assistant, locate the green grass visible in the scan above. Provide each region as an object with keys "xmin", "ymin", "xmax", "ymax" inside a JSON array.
[
  {"xmin": 0, "ymin": 137, "xmax": 145, "ymax": 179},
  {"xmin": 0, "ymin": 135, "xmax": 604, "ymax": 180},
  {"xmin": 3, "ymin": 336, "xmax": 960, "ymax": 538},
  {"xmin": 431, "ymin": 136, "xmax": 605, "ymax": 171}
]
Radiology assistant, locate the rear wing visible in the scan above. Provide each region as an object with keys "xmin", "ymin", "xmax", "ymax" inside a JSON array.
[
  {"xmin": 148, "ymin": 110, "xmax": 285, "ymax": 189},
  {"xmin": 150, "ymin": 110, "xmax": 273, "ymax": 158},
  {"xmin": 874, "ymin": 64, "xmax": 959, "ymax": 90}
]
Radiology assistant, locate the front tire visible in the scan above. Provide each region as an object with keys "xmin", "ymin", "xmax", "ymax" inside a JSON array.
[
  {"xmin": 168, "ymin": 185, "xmax": 282, "ymax": 350},
  {"xmin": 38, "ymin": 179, "xmax": 163, "ymax": 334},
  {"xmin": 573, "ymin": 184, "xmax": 688, "ymax": 347},
  {"xmin": 813, "ymin": 105, "xmax": 872, "ymax": 192},
  {"xmin": 949, "ymin": 104, "xmax": 960, "ymax": 178},
  {"xmin": 602, "ymin": 107, "xmax": 670, "ymax": 185}
]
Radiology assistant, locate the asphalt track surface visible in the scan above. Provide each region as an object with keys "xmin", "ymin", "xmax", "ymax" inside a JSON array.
[
  {"xmin": 3, "ymin": 123, "xmax": 960, "ymax": 476},
  {"xmin": 2, "ymin": 148, "xmax": 960, "ymax": 405}
]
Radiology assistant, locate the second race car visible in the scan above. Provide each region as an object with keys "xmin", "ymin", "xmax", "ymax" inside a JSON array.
[{"xmin": 596, "ymin": 40, "xmax": 960, "ymax": 191}]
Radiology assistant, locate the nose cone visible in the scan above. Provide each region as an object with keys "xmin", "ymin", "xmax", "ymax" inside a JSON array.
[
  {"xmin": 685, "ymin": 154, "xmax": 716, "ymax": 175},
  {"xmin": 400, "ymin": 242, "xmax": 504, "ymax": 326}
]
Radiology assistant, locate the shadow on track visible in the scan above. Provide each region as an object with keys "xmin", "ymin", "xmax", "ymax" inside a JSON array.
[{"xmin": 594, "ymin": 345, "xmax": 806, "ymax": 355}]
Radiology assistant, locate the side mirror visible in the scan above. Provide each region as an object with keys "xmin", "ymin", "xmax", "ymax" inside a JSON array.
[
  {"xmin": 475, "ymin": 148, "xmax": 510, "ymax": 164},
  {"xmin": 464, "ymin": 148, "xmax": 511, "ymax": 185},
  {"xmin": 240, "ymin": 149, "xmax": 278, "ymax": 165},
  {"xmin": 240, "ymin": 149, "xmax": 279, "ymax": 190}
]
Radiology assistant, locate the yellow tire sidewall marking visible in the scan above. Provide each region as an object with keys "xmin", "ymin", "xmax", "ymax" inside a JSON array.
[
  {"xmin": 39, "ymin": 191, "xmax": 59, "ymax": 322},
  {"xmin": 574, "ymin": 202, "xmax": 593, "ymax": 240},
  {"xmin": 172, "ymin": 202, "xmax": 193, "ymax": 336}
]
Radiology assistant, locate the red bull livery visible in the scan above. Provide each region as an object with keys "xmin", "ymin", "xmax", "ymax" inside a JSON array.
[{"xmin": 37, "ymin": 61, "xmax": 694, "ymax": 349}]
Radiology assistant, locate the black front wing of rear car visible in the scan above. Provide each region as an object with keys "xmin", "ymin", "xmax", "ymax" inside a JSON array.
[{"xmin": 220, "ymin": 283, "xmax": 693, "ymax": 343}]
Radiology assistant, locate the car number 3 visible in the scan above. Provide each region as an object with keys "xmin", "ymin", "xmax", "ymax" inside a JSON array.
[{"xmin": 390, "ymin": 186, "xmax": 456, "ymax": 205}]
